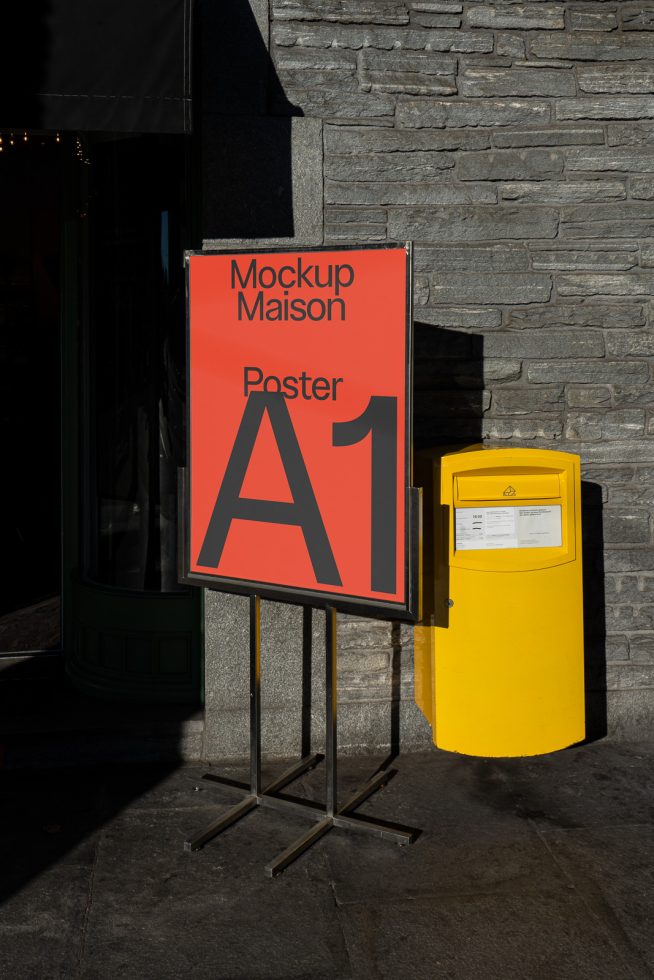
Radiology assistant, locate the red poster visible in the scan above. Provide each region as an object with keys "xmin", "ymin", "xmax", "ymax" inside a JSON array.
[{"xmin": 182, "ymin": 245, "xmax": 417, "ymax": 618}]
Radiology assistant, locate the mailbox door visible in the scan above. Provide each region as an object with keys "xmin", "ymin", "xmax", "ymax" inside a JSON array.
[{"xmin": 434, "ymin": 558, "xmax": 585, "ymax": 756}]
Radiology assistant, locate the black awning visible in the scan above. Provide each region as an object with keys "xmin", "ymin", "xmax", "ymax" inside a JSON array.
[{"xmin": 1, "ymin": 0, "xmax": 192, "ymax": 134}]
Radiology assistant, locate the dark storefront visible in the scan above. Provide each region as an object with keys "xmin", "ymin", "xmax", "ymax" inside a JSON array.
[{"xmin": 0, "ymin": 1, "xmax": 202, "ymax": 703}]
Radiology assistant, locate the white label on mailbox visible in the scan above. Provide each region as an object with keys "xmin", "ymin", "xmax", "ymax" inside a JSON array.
[{"xmin": 455, "ymin": 505, "xmax": 562, "ymax": 551}]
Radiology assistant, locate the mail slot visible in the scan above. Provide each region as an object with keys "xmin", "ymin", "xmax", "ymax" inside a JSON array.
[
  {"xmin": 456, "ymin": 471, "xmax": 560, "ymax": 502},
  {"xmin": 415, "ymin": 446, "xmax": 585, "ymax": 757}
]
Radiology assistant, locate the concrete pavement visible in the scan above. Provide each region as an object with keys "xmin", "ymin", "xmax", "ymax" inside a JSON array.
[{"xmin": 1, "ymin": 739, "xmax": 653, "ymax": 979}]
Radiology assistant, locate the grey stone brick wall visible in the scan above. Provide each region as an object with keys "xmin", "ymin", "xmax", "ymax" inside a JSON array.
[
  {"xmin": 201, "ymin": 0, "xmax": 654, "ymax": 758},
  {"xmin": 269, "ymin": 0, "xmax": 654, "ymax": 742}
]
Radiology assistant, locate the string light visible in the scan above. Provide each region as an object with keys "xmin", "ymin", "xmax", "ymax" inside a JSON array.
[{"xmin": 0, "ymin": 131, "xmax": 87, "ymax": 160}]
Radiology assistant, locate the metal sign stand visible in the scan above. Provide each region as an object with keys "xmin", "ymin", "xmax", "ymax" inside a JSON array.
[{"xmin": 184, "ymin": 595, "xmax": 418, "ymax": 876}]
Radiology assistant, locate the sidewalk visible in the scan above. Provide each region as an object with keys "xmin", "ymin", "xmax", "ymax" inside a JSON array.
[{"xmin": 1, "ymin": 739, "xmax": 653, "ymax": 979}]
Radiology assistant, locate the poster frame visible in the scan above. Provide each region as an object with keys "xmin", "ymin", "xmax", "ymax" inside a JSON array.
[{"xmin": 178, "ymin": 242, "xmax": 420, "ymax": 622}]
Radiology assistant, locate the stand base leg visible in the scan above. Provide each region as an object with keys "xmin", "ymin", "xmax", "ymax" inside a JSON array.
[
  {"xmin": 265, "ymin": 817, "xmax": 333, "ymax": 878},
  {"xmin": 264, "ymin": 766, "xmax": 417, "ymax": 877},
  {"xmin": 184, "ymin": 796, "xmax": 258, "ymax": 852},
  {"xmin": 183, "ymin": 753, "xmax": 323, "ymax": 852}
]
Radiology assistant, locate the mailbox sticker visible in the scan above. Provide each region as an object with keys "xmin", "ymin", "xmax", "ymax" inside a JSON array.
[
  {"xmin": 456, "ymin": 505, "xmax": 562, "ymax": 551},
  {"xmin": 184, "ymin": 246, "xmax": 413, "ymax": 614}
]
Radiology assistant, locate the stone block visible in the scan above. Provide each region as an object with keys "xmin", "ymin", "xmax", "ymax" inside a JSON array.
[
  {"xmin": 410, "ymin": 1, "xmax": 463, "ymax": 11},
  {"xmin": 560, "ymin": 203, "xmax": 654, "ymax": 239},
  {"xmin": 605, "ymin": 574, "xmax": 649, "ymax": 602},
  {"xmin": 605, "ymin": 634, "xmax": 631, "ymax": 662},
  {"xmin": 559, "ymin": 99, "xmax": 654, "ymax": 122},
  {"xmin": 325, "ymin": 151, "xmax": 454, "ymax": 181},
  {"xmin": 491, "ymin": 386, "xmax": 565, "ymax": 415},
  {"xmin": 642, "ymin": 244, "xmax": 654, "ymax": 265},
  {"xmin": 604, "ymin": 547, "xmax": 654, "ymax": 572},
  {"xmin": 466, "ymin": 4, "xmax": 565, "ymax": 30},
  {"xmin": 631, "ymin": 177, "xmax": 654, "ymax": 200},
  {"xmin": 459, "ymin": 67, "xmax": 575, "ymax": 99},
  {"xmin": 492, "ymin": 128, "xmax": 604, "ymax": 148},
  {"xmin": 607, "ymin": 687, "xmax": 654, "ymax": 737},
  {"xmin": 509, "ymin": 304, "xmax": 645, "ymax": 329},
  {"xmin": 415, "ymin": 244, "xmax": 529, "ymax": 272},
  {"xmin": 324, "ymin": 125, "xmax": 491, "ymax": 153},
  {"xmin": 414, "ymin": 275, "xmax": 430, "ymax": 305},
  {"xmin": 583, "ymin": 465, "xmax": 636, "ymax": 489},
  {"xmin": 272, "ymin": 1, "xmax": 410, "ymax": 24},
  {"xmin": 277, "ymin": 87, "xmax": 394, "ymax": 117},
  {"xmin": 531, "ymin": 247, "xmax": 636, "ymax": 270},
  {"xmin": 564, "ymin": 202, "xmax": 654, "ymax": 224},
  {"xmin": 359, "ymin": 50, "xmax": 457, "ymax": 95},
  {"xmin": 415, "ymin": 307, "xmax": 502, "ymax": 328},
  {"xmin": 481, "ymin": 419, "xmax": 563, "ymax": 440},
  {"xmin": 324, "ymin": 223, "xmax": 387, "ymax": 242},
  {"xmin": 338, "ymin": 626, "xmax": 393, "ymax": 654},
  {"xmin": 565, "ymin": 410, "xmax": 645, "ymax": 441},
  {"xmin": 605, "ymin": 509, "xmax": 652, "ymax": 544},
  {"xmin": 578, "ymin": 65, "xmax": 654, "ymax": 94},
  {"xmin": 606, "ymin": 664, "xmax": 654, "ymax": 692},
  {"xmin": 273, "ymin": 47, "xmax": 358, "ymax": 89},
  {"xmin": 429, "ymin": 273, "xmax": 552, "ymax": 305},
  {"xmin": 607, "ymin": 330, "xmax": 654, "ymax": 356},
  {"xmin": 275, "ymin": 47, "xmax": 357, "ymax": 70},
  {"xmin": 485, "ymin": 331, "xmax": 603, "ymax": 359},
  {"xmin": 558, "ymin": 274, "xmax": 654, "ymax": 296},
  {"xmin": 630, "ymin": 635, "xmax": 654, "ymax": 662},
  {"xmin": 412, "ymin": 12, "xmax": 462, "ymax": 27},
  {"xmin": 360, "ymin": 73, "xmax": 458, "ymax": 102},
  {"xmin": 484, "ymin": 359, "xmax": 522, "ymax": 382},
  {"xmin": 529, "ymin": 33, "xmax": 654, "ymax": 61},
  {"xmin": 612, "ymin": 485, "xmax": 654, "ymax": 506},
  {"xmin": 457, "ymin": 149, "xmax": 563, "ymax": 180},
  {"xmin": 325, "ymin": 181, "xmax": 496, "ymax": 205},
  {"xmin": 561, "ymin": 219, "xmax": 654, "ymax": 240},
  {"xmin": 566, "ymin": 386, "xmax": 612, "ymax": 408},
  {"xmin": 570, "ymin": 10, "xmax": 618, "ymax": 31},
  {"xmin": 608, "ymin": 122, "xmax": 654, "ymax": 146},
  {"xmin": 336, "ymin": 698, "xmax": 432, "ymax": 754},
  {"xmin": 272, "ymin": 22, "xmax": 493, "ymax": 51},
  {"xmin": 528, "ymin": 361, "xmax": 649, "ymax": 384},
  {"xmin": 338, "ymin": 658, "xmax": 399, "ymax": 696},
  {"xmin": 606, "ymin": 605, "xmax": 654, "ymax": 632},
  {"xmin": 622, "ymin": 5, "xmax": 654, "ymax": 31},
  {"xmin": 325, "ymin": 206, "xmax": 386, "ymax": 224},
  {"xmin": 396, "ymin": 99, "xmax": 550, "ymax": 129},
  {"xmin": 496, "ymin": 34, "xmax": 526, "ymax": 59},
  {"xmin": 388, "ymin": 206, "xmax": 559, "ymax": 241},
  {"xmin": 502, "ymin": 181, "xmax": 626, "ymax": 205},
  {"xmin": 574, "ymin": 439, "xmax": 654, "ymax": 462},
  {"xmin": 277, "ymin": 67, "xmax": 359, "ymax": 90}
]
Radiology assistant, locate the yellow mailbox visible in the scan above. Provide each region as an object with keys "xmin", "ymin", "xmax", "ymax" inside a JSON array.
[{"xmin": 415, "ymin": 446, "xmax": 585, "ymax": 757}]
